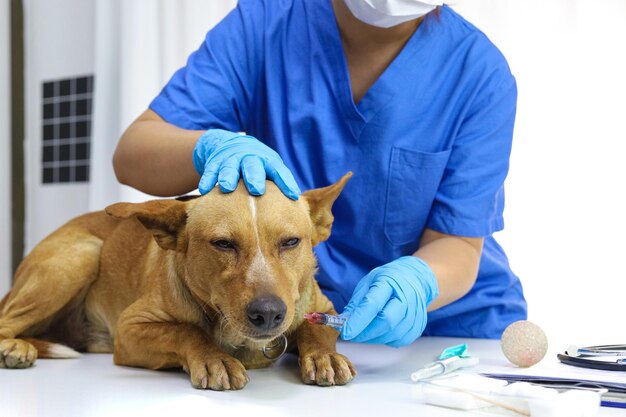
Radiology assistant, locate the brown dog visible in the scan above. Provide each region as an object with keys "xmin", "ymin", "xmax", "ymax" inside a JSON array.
[{"xmin": 0, "ymin": 173, "xmax": 355, "ymax": 390}]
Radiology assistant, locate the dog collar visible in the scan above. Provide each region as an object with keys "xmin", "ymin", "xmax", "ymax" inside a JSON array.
[{"xmin": 262, "ymin": 334, "xmax": 288, "ymax": 361}]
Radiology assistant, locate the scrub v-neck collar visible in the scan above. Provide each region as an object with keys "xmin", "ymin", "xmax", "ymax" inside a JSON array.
[{"xmin": 310, "ymin": 0, "xmax": 430, "ymax": 141}]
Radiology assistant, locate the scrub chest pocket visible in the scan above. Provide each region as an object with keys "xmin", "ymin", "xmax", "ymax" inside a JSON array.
[{"xmin": 384, "ymin": 147, "xmax": 451, "ymax": 246}]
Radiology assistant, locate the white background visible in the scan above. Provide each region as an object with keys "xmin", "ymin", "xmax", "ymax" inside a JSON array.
[
  {"xmin": 453, "ymin": 0, "xmax": 626, "ymax": 344},
  {"xmin": 2, "ymin": 0, "xmax": 624, "ymax": 346}
]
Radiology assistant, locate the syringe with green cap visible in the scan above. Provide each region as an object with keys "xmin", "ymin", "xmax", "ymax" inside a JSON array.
[{"xmin": 411, "ymin": 343, "xmax": 479, "ymax": 381}]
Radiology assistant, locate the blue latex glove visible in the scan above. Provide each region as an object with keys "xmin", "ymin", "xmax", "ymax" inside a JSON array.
[
  {"xmin": 340, "ymin": 256, "xmax": 439, "ymax": 348},
  {"xmin": 192, "ymin": 129, "xmax": 301, "ymax": 199}
]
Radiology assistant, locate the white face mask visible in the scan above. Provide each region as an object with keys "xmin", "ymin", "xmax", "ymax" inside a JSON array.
[{"xmin": 343, "ymin": 0, "xmax": 443, "ymax": 28}]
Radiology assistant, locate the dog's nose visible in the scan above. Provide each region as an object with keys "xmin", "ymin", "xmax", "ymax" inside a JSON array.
[{"xmin": 246, "ymin": 296, "xmax": 287, "ymax": 331}]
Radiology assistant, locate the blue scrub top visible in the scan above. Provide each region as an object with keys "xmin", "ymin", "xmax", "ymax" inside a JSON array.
[{"xmin": 150, "ymin": 0, "xmax": 527, "ymax": 338}]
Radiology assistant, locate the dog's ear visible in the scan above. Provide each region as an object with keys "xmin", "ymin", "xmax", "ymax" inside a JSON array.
[
  {"xmin": 302, "ymin": 172, "xmax": 352, "ymax": 246},
  {"xmin": 105, "ymin": 199, "xmax": 188, "ymax": 251}
]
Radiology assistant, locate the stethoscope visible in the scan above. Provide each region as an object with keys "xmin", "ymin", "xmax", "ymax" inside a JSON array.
[{"xmin": 557, "ymin": 344, "xmax": 626, "ymax": 371}]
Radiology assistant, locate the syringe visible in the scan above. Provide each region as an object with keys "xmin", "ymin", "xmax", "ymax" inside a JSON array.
[
  {"xmin": 411, "ymin": 356, "xmax": 479, "ymax": 381},
  {"xmin": 303, "ymin": 312, "xmax": 347, "ymax": 330}
]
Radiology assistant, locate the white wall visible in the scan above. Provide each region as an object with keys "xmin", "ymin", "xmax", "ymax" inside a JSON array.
[
  {"xmin": 452, "ymin": 0, "xmax": 626, "ymax": 344},
  {"xmin": 0, "ymin": 0, "xmax": 12, "ymax": 296},
  {"xmin": 23, "ymin": 0, "xmax": 95, "ymax": 251}
]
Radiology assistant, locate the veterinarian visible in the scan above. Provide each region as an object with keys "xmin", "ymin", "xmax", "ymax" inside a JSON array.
[{"xmin": 113, "ymin": 0, "xmax": 527, "ymax": 347}]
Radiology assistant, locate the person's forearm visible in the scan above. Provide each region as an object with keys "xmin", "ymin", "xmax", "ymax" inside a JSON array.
[
  {"xmin": 113, "ymin": 109, "xmax": 205, "ymax": 196},
  {"xmin": 414, "ymin": 229, "xmax": 483, "ymax": 311}
]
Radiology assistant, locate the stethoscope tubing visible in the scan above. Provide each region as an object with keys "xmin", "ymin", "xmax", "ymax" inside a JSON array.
[
  {"xmin": 557, "ymin": 353, "xmax": 626, "ymax": 372},
  {"xmin": 575, "ymin": 344, "xmax": 626, "ymax": 357}
]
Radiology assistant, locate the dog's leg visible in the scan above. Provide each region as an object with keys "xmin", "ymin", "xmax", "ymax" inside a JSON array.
[
  {"xmin": 114, "ymin": 302, "xmax": 249, "ymax": 391},
  {"xmin": 296, "ymin": 318, "xmax": 356, "ymax": 386},
  {"xmin": 0, "ymin": 229, "xmax": 102, "ymax": 368},
  {"xmin": 294, "ymin": 280, "xmax": 356, "ymax": 386}
]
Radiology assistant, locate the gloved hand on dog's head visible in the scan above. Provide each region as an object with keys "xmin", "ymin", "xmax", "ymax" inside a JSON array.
[
  {"xmin": 193, "ymin": 129, "xmax": 301, "ymax": 199},
  {"xmin": 340, "ymin": 256, "xmax": 439, "ymax": 348}
]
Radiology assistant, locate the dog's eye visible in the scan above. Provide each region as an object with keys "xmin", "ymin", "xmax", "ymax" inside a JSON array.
[
  {"xmin": 281, "ymin": 237, "xmax": 300, "ymax": 249},
  {"xmin": 211, "ymin": 239, "xmax": 237, "ymax": 251}
]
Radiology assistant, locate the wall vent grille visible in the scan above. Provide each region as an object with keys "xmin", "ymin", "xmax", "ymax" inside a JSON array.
[{"xmin": 41, "ymin": 75, "xmax": 93, "ymax": 183}]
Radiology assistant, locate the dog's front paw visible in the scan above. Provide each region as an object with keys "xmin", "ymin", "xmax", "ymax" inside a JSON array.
[
  {"xmin": 300, "ymin": 351, "xmax": 356, "ymax": 386},
  {"xmin": 184, "ymin": 355, "xmax": 249, "ymax": 391},
  {"xmin": 0, "ymin": 338, "xmax": 38, "ymax": 369}
]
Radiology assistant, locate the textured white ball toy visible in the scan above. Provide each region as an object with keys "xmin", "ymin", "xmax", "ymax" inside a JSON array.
[{"xmin": 501, "ymin": 320, "xmax": 548, "ymax": 367}]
